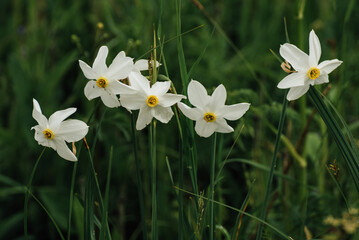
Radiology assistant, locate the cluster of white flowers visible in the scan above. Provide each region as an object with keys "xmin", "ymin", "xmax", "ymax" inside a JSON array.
[{"xmin": 31, "ymin": 30, "xmax": 342, "ymax": 161}]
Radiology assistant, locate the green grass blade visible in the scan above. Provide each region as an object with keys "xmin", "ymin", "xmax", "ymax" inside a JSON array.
[
  {"xmin": 209, "ymin": 133, "xmax": 217, "ymax": 240},
  {"xmin": 24, "ymin": 147, "xmax": 46, "ymax": 240},
  {"xmin": 308, "ymin": 86, "xmax": 359, "ymax": 192},
  {"xmin": 149, "ymin": 121, "xmax": 158, "ymax": 240},
  {"xmin": 131, "ymin": 113, "xmax": 148, "ymax": 240},
  {"xmin": 256, "ymin": 90, "xmax": 289, "ymax": 240},
  {"xmin": 175, "ymin": 187, "xmax": 294, "ymax": 240},
  {"xmin": 99, "ymin": 146, "xmax": 113, "ymax": 240}
]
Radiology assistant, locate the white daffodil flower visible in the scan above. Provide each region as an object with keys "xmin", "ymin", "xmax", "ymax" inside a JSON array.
[
  {"xmin": 178, "ymin": 80, "xmax": 250, "ymax": 138},
  {"xmin": 120, "ymin": 72, "xmax": 186, "ymax": 130},
  {"xmin": 31, "ymin": 99, "xmax": 89, "ymax": 161},
  {"xmin": 277, "ymin": 30, "xmax": 342, "ymax": 101},
  {"xmin": 133, "ymin": 59, "xmax": 161, "ymax": 73},
  {"xmin": 79, "ymin": 46, "xmax": 135, "ymax": 108}
]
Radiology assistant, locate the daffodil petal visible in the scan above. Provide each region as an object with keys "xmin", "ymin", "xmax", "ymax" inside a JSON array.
[
  {"xmin": 106, "ymin": 56, "xmax": 133, "ymax": 80},
  {"xmin": 188, "ymin": 80, "xmax": 210, "ymax": 109},
  {"xmin": 53, "ymin": 138, "xmax": 77, "ymax": 161},
  {"xmin": 92, "ymin": 46, "xmax": 108, "ymax": 73},
  {"xmin": 57, "ymin": 119, "xmax": 88, "ymax": 142},
  {"xmin": 49, "ymin": 108, "xmax": 76, "ymax": 130},
  {"xmin": 177, "ymin": 102, "xmax": 203, "ymax": 121},
  {"xmin": 136, "ymin": 107, "xmax": 153, "ymax": 130},
  {"xmin": 84, "ymin": 81, "xmax": 103, "ymax": 100},
  {"xmin": 135, "ymin": 59, "xmax": 161, "ymax": 71},
  {"xmin": 220, "ymin": 103, "xmax": 250, "ymax": 120},
  {"xmin": 135, "ymin": 59, "xmax": 150, "ymax": 71},
  {"xmin": 152, "ymin": 106, "xmax": 174, "ymax": 123},
  {"xmin": 318, "ymin": 59, "xmax": 343, "ymax": 74},
  {"xmin": 32, "ymin": 125, "xmax": 46, "ymax": 144},
  {"xmin": 313, "ymin": 74, "xmax": 329, "ymax": 85},
  {"xmin": 309, "ymin": 30, "xmax": 321, "ymax": 66},
  {"xmin": 120, "ymin": 93, "xmax": 145, "ymax": 110},
  {"xmin": 287, "ymin": 85, "xmax": 310, "ymax": 101},
  {"xmin": 32, "ymin": 99, "xmax": 48, "ymax": 127},
  {"xmin": 158, "ymin": 93, "xmax": 185, "ymax": 108},
  {"xmin": 152, "ymin": 81, "xmax": 171, "ymax": 96},
  {"xmin": 107, "ymin": 80, "xmax": 135, "ymax": 95},
  {"xmin": 110, "ymin": 51, "xmax": 126, "ymax": 65},
  {"xmin": 279, "ymin": 43, "xmax": 309, "ymax": 71},
  {"xmin": 209, "ymin": 84, "xmax": 226, "ymax": 112},
  {"xmin": 100, "ymin": 92, "xmax": 121, "ymax": 108},
  {"xmin": 277, "ymin": 72, "xmax": 307, "ymax": 89},
  {"xmin": 79, "ymin": 60, "xmax": 98, "ymax": 79},
  {"xmin": 128, "ymin": 72, "xmax": 150, "ymax": 94},
  {"xmin": 195, "ymin": 118, "xmax": 216, "ymax": 138},
  {"xmin": 215, "ymin": 118, "xmax": 233, "ymax": 133}
]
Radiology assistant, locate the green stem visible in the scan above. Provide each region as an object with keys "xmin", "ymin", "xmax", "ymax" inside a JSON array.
[
  {"xmin": 24, "ymin": 147, "xmax": 46, "ymax": 240},
  {"xmin": 150, "ymin": 121, "xmax": 158, "ymax": 240},
  {"xmin": 67, "ymin": 162, "xmax": 78, "ymax": 240},
  {"xmin": 131, "ymin": 114, "xmax": 148, "ymax": 240},
  {"xmin": 210, "ymin": 133, "xmax": 217, "ymax": 240},
  {"xmin": 256, "ymin": 90, "xmax": 288, "ymax": 240}
]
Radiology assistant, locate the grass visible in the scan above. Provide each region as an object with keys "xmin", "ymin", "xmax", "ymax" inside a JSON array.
[{"xmin": 1, "ymin": 0, "xmax": 359, "ymax": 239}]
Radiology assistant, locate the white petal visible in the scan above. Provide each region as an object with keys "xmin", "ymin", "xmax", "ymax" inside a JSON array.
[
  {"xmin": 177, "ymin": 102, "xmax": 203, "ymax": 121},
  {"xmin": 128, "ymin": 72, "xmax": 150, "ymax": 94},
  {"xmin": 136, "ymin": 107, "xmax": 153, "ymax": 130},
  {"xmin": 314, "ymin": 74, "xmax": 329, "ymax": 85},
  {"xmin": 84, "ymin": 81, "xmax": 103, "ymax": 100},
  {"xmin": 49, "ymin": 108, "xmax": 76, "ymax": 130},
  {"xmin": 152, "ymin": 106, "xmax": 174, "ymax": 124},
  {"xmin": 32, "ymin": 125, "xmax": 47, "ymax": 145},
  {"xmin": 120, "ymin": 93, "xmax": 146, "ymax": 110},
  {"xmin": 106, "ymin": 55, "xmax": 134, "ymax": 80},
  {"xmin": 135, "ymin": 59, "xmax": 151, "ymax": 71},
  {"xmin": 152, "ymin": 81, "xmax": 171, "ymax": 96},
  {"xmin": 220, "ymin": 103, "xmax": 250, "ymax": 120},
  {"xmin": 194, "ymin": 118, "xmax": 216, "ymax": 138},
  {"xmin": 57, "ymin": 119, "xmax": 89, "ymax": 142},
  {"xmin": 111, "ymin": 51, "xmax": 126, "ymax": 64},
  {"xmin": 279, "ymin": 43, "xmax": 309, "ymax": 71},
  {"xmin": 100, "ymin": 92, "xmax": 121, "ymax": 108},
  {"xmin": 215, "ymin": 118, "xmax": 233, "ymax": 133},
  {"xmin": 107, "ymin": 80, "xmax": 136, "ymax": 95},
  {"xmin": 187, "ymin": 80, "xmax": 210, "ymax": 109},
  {"xmin": 158, "ymin": 93, "xmax": 185, "ymax": 108},
  {"xmin": 309, "ymin": 30, "xmax": 321, "ymax": 66},
  {"xmin": 287, "ymin": 85, "xmax": 310, "ymax": 101},
  {"xmin": 135, "ymin": 59, "xmax": 161, "ymax": 71},
  {"xmin": 318, "ymin": 59, "xmax": 343, "ymax": 74},
  {"xmin": 277, "ymin": 72, "xmax": 307, "ymax": 89},
  {"xmin": 208, "ymin": 84, "xmax": 227, "ymax": 112},
  {"xmin": 53, "ymin": 138, "xmax": 77, "ymax": 161},
  {"xmin": 32, "ymin": 99, "xmax": 47, "ymax": 127},
  {"xmin": 79, "ymin": 60, "xmax": 98, "ymax": 79},
  {"xmin": 92, "ymin": 46, "xmax": 108, "ymax": 73}
]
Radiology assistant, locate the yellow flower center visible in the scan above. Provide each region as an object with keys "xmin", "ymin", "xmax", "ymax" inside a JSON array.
[
  {"xmin": 307, "ymin": 67, "xmax": 320, "ymax": 80},
  {"xmin": 203, "ymin": 112, "xmax": 216, "ymax": 122},
  {"xmin": 43, "ymin": 128, "xmax": 55, "ymax": 139},
  {"xmin": 147, "ymin": 95, "xmax": 158, "ymax": 107},
  {"xmin": 96, "ymin": 77, "xmax": 108, "ymax": 88}
]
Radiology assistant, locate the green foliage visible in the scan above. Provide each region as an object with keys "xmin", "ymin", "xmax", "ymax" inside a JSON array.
[{"xmin": 1, "ymin": 0, "xmax": 359, "ymax": 239}]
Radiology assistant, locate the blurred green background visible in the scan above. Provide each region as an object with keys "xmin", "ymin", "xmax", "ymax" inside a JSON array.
[{"xmin": 1, "ymin": 0, "xmax": 359, "ymax": 239}]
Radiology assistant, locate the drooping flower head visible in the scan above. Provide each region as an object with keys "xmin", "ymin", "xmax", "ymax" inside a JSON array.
[
  {"xmin": 120, "ymin": 72, "xmax": 186, "ymax": 130},
  {"xmin": 79, "ymin": 46, "xmax": 135, "ymax": 108},
  {"xmin": 178, "ymin": 80, "xmax": 250, "ymax": 138},
  {"xmin": 31, "ymin": 99, "xmax": 89, "ymax": 161},
  {"xmin": 277, "ymin": 30, "xmax": 342, "ymax": 101}
]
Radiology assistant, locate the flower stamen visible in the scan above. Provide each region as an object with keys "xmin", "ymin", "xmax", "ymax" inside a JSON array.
[
  {"xmin": 43, "ymin": 128, "xmax": 55, "ymax": 139},
  {"xmin": 96, "ymin": 77, "xmax": 108, "ymax": 88},
  {"xmin": 204, "ymin": 112, "xmax": 216, "ymax": 122},
  {"xmin": 147, "ymin": 95, "xmax": 158, "ymax": 107},
  {"xmin": 308, "ymin": 67, "xmax": 320, "ymax": 80}
]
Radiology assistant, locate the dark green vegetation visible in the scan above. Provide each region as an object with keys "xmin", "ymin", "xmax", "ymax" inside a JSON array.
[{"xmin": 1, "ymin": 0, "xmax": 359, "ymax": 239}]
